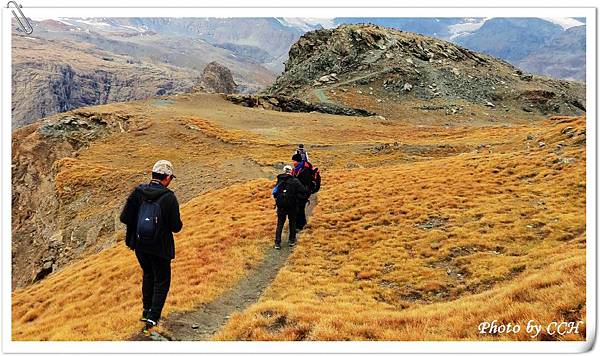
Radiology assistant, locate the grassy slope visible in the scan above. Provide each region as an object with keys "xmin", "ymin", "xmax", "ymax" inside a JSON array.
[
  {"xmin": 12, "ymin": 179, "xmax": 275, "ymax": 340},
  {"xmin": 215, "ymin": 117, "xmax": 586, "ymax": 341},
  {"xmin": 12, "ymin": 94, "xmax": 585, "ymax": 340}
]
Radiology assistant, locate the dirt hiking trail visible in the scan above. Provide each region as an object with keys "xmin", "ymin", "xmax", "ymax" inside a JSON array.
[
  {"xmin": 133, "ymin": 195, "xmax": 318, "ymax": 341},
  {"xmin": 312, "ymin": 68, "xmax": 392, "ymax": 104}
]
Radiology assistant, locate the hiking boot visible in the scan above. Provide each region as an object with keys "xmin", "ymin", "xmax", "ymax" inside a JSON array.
[
  {"xmin": 140, "ymin": 309, "xmax": 150, "ymax": 322},
  {"xmin": 288, "ymin": 240, "xmax": 296, "ymax": 247},
  {"xmin": 143, "ymin": 319, "xmax": 157, "ymax": 334},
  {"xmin": 274, "ymin": 244, "xmax": 281, "ymax": 250}
]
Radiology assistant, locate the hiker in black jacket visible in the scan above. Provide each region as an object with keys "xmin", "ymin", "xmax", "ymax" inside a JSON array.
[
  {"xmin": 120, "ymin": 160, "xmax": 183, "ymax": 332},
  {"xmin": 292, "ymin": 153, "xmax": 314, "ymax": 231},
  {"xmin": 272, "ymin": 165, "xmax": 307, "ymax": 249}
]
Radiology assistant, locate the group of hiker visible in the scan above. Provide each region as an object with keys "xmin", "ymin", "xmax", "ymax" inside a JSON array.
[
  {"xmin": 119, "ymin": 144, "xmax": 320, "ymax": 333},
  {"xmin": 272, "ymin": 144, "xmax": 321, "ymax": 250}
]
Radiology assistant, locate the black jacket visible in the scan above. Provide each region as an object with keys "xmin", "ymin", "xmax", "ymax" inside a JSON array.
[
  {"xmin": 274, "ymin": 174, "xmax": 308, "ymax": 209},
  {"xmin": 294, "ymin": 162, "xmax": 314, "ymax": 194},
  {"xmin": 120, "ymin": 182, "xmax": 183, "ymax": 259}
]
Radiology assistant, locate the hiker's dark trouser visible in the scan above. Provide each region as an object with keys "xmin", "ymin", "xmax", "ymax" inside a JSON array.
[
  {"xmin": 296, "ymin": 198, "xmax": 309, "ymax": 230},
  {"xmin": 135, "ymin": 250, "xmax": 171, "ymax": 322},
  {"xmin": 275, "ymin": 208, "xmax": 297, "ymax": 245}
]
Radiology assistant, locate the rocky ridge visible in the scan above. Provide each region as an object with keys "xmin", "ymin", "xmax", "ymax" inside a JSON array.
[{"xmin": 267, "ymin": 24, "xmax": 585, "ymax": 117}]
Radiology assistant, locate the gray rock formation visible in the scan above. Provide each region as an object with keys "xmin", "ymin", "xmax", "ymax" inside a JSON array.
[
  {"xmin": 517, "ymin": 25, "xmax": 586, "ymax": 81},
  {"xmin": 195, "ymin": 62, "xmax": 238, "ymax": 94},
  {"xmin": 225, "ymin": 94, "xmax": 375, "ymax": 116},
  {"xmin": 266, "ymin": 24, "xmax": 585, "ymax": 116}
]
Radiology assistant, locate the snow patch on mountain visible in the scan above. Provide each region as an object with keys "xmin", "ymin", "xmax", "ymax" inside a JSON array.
[
  {"xmin": 540, "ymin": 17, "xmax": 585, "ymax": 30},
  {"xmin": 445, "ymin": 17, "xmax": 584, "ymax": 40},
  {"xmin": 117, "ymin": 24, "xmax": 147, "ymax": 33},
  {"xmin": 30, "ymin": 17, "xmax": 74, "ymax": 26},
  {"xmin": 74, "ymin": 19, "xmax": 113, "ymax": 27},
  {"xmin": 31, "ymin": 17, "xmax": 146, "ymax": 33},
  {"xmin": 276, "ymin": 18, "xmax": 335, "ymax": 32},
  {"xmin": 447, "ymin": 18, "xmax": 489, "ymax": 40}
]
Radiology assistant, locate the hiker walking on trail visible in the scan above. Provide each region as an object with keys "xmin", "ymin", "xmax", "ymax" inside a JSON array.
[
  {"xmin": 295, "ymin": 143, "xmax": 310, "ymax": 163},
  {"xmin": 272, "ymin": 165, "xmax": 307, "ymax": 249},
  {"xmin": 291, "ymin": 153, "xmax": 317, "ymax": 231},
  {"xmin": 120, "ymin": 160, "xmax": 183, "ymax": 332}
]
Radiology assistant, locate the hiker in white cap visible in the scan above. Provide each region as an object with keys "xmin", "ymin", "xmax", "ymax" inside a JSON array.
[{"xmin": 120, "ymin": 159, "xmax": 183, "ymax": 333}]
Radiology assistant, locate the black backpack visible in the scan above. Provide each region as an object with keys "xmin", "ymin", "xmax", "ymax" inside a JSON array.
[
  {"xmin": 312, "ymin": 167, "xmax": 321, "ymax": 193},
  {"xmin": 136, "ymin": 193, "xmax": 169, "ymax": 248},
  {"xmin": 274, "ymin": 178, "xmax": 294, "ymax": 210}
]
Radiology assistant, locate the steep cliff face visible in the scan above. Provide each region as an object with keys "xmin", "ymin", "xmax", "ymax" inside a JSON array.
[
  {"xmin": 11, "ymin": 35, "xmax": 198, "ymax": 128},
  {"xmin": 11, "ymin": 108, "xmax": 152, "ymax": 289}
]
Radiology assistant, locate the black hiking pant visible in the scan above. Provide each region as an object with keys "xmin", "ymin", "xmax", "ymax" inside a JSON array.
[
  {"xmin": 135, "ymin": 250, "xmax": 171, "ymax": 322},
  {"xmin": 275, "ymin": 208, "xmax": 297, "ymax": 246},
  {"xmin": 296, "ymin": 198, "xmax": 309, "ymax": 230}
]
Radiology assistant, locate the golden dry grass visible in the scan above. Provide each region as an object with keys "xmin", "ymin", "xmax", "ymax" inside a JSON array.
[
  {"xmin": 12, "ymin": 92, "xmax": 586, "ymax": 341},
  {"xmin": 215, "ymin": 255, "xmax": 584, "ymax": 341},
  {"xmin": 12, "ymin": 179, "xmax": 276, "ymax": 340},
  {"xmin": 214, "ymin": 117, "xmax": 586, "ymax": 341}
]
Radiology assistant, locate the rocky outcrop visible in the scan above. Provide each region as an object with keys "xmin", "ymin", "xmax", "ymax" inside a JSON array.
[
  {"xmin": 225, "ymin": 94, "xmax": 375, "ymax": 116},
  {"xmin": 266, "ymin": 24, "xmax": 585, "ymax": 117},
  {"xmin": 195, "ymin": 62, "xmax": 238, "ymax": 94}
]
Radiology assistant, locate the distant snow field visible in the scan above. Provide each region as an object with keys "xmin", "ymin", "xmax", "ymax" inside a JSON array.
[
  {"xmin": 447, "ymin": 18, "xmax": 489, "ymax": 40},
  {"xmin": 540, "ymin": 17, "xmax": 585, "ymax": 30},
  {"xmin": 30, "ymin": 16, "xmax": 584, "ymax": 35},
  {"xmin": 276, "ymin": 17, "xmax": 336, "ymax": 31}
]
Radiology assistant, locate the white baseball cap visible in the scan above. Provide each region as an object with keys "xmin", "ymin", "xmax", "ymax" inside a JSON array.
[
  {"xmin": 152, "ymin": 160, "xmax": 176, "ymax": 178},
  {"xmin": 283, "ymin": 165, "xmax": 293, "ymax": 174}
]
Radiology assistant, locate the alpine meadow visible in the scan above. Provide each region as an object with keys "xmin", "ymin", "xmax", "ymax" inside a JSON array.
[{"xmin": 10, "ymin": 20, "xmax": 586, "ymax": 342}]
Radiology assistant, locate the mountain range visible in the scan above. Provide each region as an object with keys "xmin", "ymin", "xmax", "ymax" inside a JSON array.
[
  {"xmin": 29, "ymin": 17, "xmax": 586, "ymax": 77},
  {"xmin": 12, "ymin": 17, "xmax": 585, "ymax": 128}
]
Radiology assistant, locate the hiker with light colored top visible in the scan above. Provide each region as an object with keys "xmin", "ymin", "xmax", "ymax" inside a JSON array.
[
  {"xmin": 120, "ymin": 160, "xmax": 183, "ymax": 333},
  {"xmin": 272, "ymin": 165, "xmax": 307, "ymax": 250},
  {"xmin": 295, "ymin": 143, "xmax": 310, "ymax": 163}
]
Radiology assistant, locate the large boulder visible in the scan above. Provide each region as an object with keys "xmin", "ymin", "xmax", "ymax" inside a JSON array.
[{"xmin": 195, "ymin": 61, "xmax": 238, "ymax": 94}]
